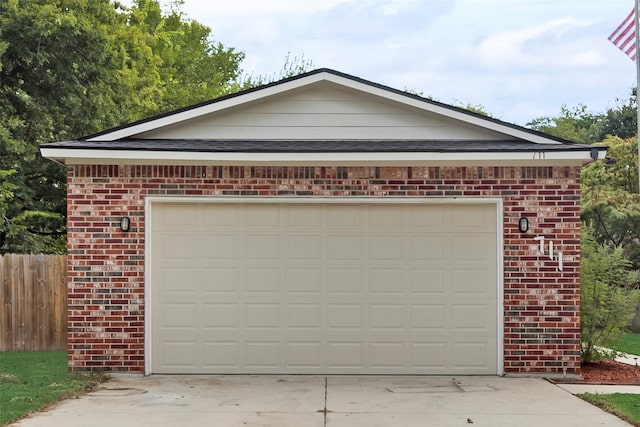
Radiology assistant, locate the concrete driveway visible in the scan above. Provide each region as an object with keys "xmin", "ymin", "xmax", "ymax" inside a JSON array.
[{"xmin": 11, "ymin": 375, "xmax": 629, "ymax": 426}]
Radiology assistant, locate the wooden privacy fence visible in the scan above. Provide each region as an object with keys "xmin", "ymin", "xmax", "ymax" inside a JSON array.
[{"xmin": 0, "ymin": 254, "xmax": 67, "ymax": 351}]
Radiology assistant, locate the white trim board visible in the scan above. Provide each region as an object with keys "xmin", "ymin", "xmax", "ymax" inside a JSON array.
[{"xmin": 42, "ymin": 148, "xmax": 603, "ymax": 166}]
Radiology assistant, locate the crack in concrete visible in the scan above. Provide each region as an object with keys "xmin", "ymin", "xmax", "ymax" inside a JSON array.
[{"xmin": 324, "ymin": 377, "xmax": 328, "ymax": 426}]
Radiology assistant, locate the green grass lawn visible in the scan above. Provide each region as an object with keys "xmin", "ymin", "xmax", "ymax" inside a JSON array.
[
  {"xmin": 0, "ymin": 351, "xmax": 105, "ymax": 426},
  {"xmin": 611, "ymin": 332, "xmax": 640, "ymax": 356},
  {"xmin": 581, "ymin": 393, "xmax": 640, "ymax": 426}
]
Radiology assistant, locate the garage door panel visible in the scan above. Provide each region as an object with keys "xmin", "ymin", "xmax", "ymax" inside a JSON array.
[
  {"xmin": 203, "ymin": 269, "xmax": 238, "ymax": 293},
  {"xmin": 369, "ymin": 304, "xmax": 404, "ymax": 329},
  {"xmin": 246, "ymin": 205, "xmax": 279, "ymax": 226},
  {"xmin": 203, "ymin": 234, "xmax": 239, "ymax": 259},
  {"xmin": 161, "ymin": 342, "xmax": 198, "ymax": 367},
  {"xmin": 410, "ymin": 236, "xmax": 447, "ymax": 260},
  {"xmin": 286, "ymin": 304, "xmax": 321, "ymax": 329},
  {"xmin": 245, "ymin": 235, "xmax": 280, "ymax": 259},
  {"xmin": 246, "ymin": 268, "xmax": 280, "ymax": 293},
  {"xmin": 327, "ymin": 304, "xmax": 364, "ymax": 329},
  {"xmin": 203, "ymin": 342, "xmax": 238, "ymax": 367},
  {"xmin": 410, "ymin": 270, "xmax": 446, "ymax": 293},
  {"xmin": 286, "ymin": 235, "xmax": 322, "ymax": 259},
  {"xmin": 410, "ymin": 304, "xmax": 446, "ymax": 329},
  {"xmin": 158, "ymin": 204, "xmax": 198, "ymax": 230},
  {"xmin": 369, "ymin": 269, "xmax": 404, "ymax": 293},
  {"xmin": 451, "ymin": 204, "xmax": 497, "ymax": 232},
  {"xmin": 151, "ymin": 202, "xmax": 498, "ymax": 375},
  {"xmin": 369, "ymin": 205, "xmax": 404, "ymax": 228},
  {"xmin": 327, "ymin": 342, "xmax": 363, "ymax": 367},
  {"xmin": 286, "ymin": 269, "xmax": 321, "ymax": 293},
  {"xmin": 161, "ymin": 234, "xmax": 199, "ymax": 260},
  {"xmin": 203, "ymin": 303, "xmax": 238, "ymax": 328},
  {"xmin": 159, "ymin": 268, "xmax": 197, "ymax": 292},
  {"xmin": 409, "ymin": 205, "xmax": 446, "ymax": 229},
  {"xmin": 411, "ymin": 343, "xmax": 446, "ymax": 367},
  {"xmin": 285, "ymin": 205, "xmax": 321, "ymax": 227},
  {"xmin": 453, "ymin": 342, "xmax": 492, "ymax": 370},
  {"xmin": 327, "ymin": 205, "xmax": 364, "ymax": 228},
  {"xmin": 327, "ymin": 269, "xmax": 363, "ymax": 293},
  {"xmin": 327, "ymin": 236, "xmax": 363, "ymax": 259},
  {"xmin": 203, "ymin": 204, "xmax": 240, "ymax": 227},
  {"xmin": 369, "ymin": 236, "xmax": 403, "ymax": 260},
  {"xmin": 452, "ymin": 269, "xmax": 494, "ymax": 294},
  {"xmin": 286, "ymin": 342, "xmax": 323, "ymax": 367},
  {"xmin": 245, "ymin": 304, "xmax": 280, "ymax": 328},
  {"xmin": 452, "ymin": 235, "xmax": 495, "ymax": 261},
  {"xmin": 246, "ymin": 342, "xmax": 280, "ymax": 367},
  {"xmin": 452, "ymin": 305, "xmax": 491, "ymax": 329},
  {"xmin": 162, "ymin": 303, "xmax": 197, "ymax": 328},
  {"xmin": 370, "ymin": 342, "xmax": 404, "ymax": 367}
]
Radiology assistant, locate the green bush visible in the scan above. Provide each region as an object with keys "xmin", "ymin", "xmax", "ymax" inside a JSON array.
[{"xmin": 581, "ymin": 225, "xmax": 640, "ymax": 363}]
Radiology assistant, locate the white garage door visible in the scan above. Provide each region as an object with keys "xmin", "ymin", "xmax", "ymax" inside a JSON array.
[{"xmin": 150, "ymin": 201, "xmax": 498, "ymax": 374}]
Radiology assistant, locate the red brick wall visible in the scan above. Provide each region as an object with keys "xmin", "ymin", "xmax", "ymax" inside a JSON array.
[{"xmin": 67, "ymin": 165, "xmax": 581, "ymax": 375}]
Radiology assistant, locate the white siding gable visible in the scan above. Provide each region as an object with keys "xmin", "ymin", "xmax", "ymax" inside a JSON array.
[{"xmin": 136, "ymin": 81, "xmax": 510, "ymax": 141}]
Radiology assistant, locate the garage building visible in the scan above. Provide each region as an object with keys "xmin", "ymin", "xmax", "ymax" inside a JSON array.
[{"xmin": 41, "ymin": 69, "xmax": 604, "ymax": 376}]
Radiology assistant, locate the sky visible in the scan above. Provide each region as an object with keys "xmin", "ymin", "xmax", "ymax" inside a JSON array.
[{"xmin": 169, "ymin": 0, "xmax": 637, "ymax": 126}]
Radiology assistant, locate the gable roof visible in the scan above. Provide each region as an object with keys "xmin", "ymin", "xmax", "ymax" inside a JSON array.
[{"xmin": 41, "ymin": 68, "xmax": 605, "ymax": 166}]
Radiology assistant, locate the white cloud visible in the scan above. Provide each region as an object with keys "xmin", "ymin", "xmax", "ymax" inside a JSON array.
[
  {"xmin": 121, "ymin": 0, "xmax": 638, "ymax": 124},
  {"xmin": 476, "ymin": 18, "xmax": 593, "ymax": 68},
  {"xmin": 180, "ymin": 0, "xmax": 354, "ymax": 15}
]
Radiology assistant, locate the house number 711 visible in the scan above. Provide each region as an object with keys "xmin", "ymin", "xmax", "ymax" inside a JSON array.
[{"xmin": 533, "ymin": 236, "xmax": 563, "ymax": 272}]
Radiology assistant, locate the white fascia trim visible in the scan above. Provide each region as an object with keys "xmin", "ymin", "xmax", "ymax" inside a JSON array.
[
  {"xmin": 42, "ymin": 147, "xmax": 603, "ymax": 165},
  {"xmin": 88, "ymin": 73, "xmax": 328, "ymax": 142}
]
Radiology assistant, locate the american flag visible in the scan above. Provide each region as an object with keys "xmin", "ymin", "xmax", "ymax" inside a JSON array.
[{"xmin": 609, "ymin": 9, "xmax": 637, "ymax": 61}]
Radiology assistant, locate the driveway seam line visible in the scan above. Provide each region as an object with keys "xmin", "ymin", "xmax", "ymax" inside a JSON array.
[{"xmin": 324, "ymin": 376, "xmax": 328, "ymax": 426}]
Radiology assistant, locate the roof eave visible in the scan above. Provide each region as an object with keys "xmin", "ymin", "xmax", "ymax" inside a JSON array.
[{"xmin": 41, "ymin": 147, "xmax": 604, "ymax": 166}]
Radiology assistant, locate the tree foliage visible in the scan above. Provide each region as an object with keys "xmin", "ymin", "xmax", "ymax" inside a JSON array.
[
  {"xmin": 527, "ymin": 90, "xmax": 637, "ymax": 144},
  {"xmin": 0, "ymin": 0, "xmax": 251, "ymax": 253},
  {"xmin": 527, "ymin": 105, "xmax": 603, "ymax": 144},
  {"xmin": 598, "ymin": 90, "xmax": 638, "ymax": 141},
  {"xmin": 580, "ymin": 225, "xmax": 639, "ymax": 363},
  {"xmin": 581, "ymin": 136, "xmax": 640, "ymax": 269},
  {"xmin": 242, "ymin": 52, "xmax": 314, "ymax": 88}
]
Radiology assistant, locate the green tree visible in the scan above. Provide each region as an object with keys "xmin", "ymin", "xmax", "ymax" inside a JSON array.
[
  {"xmin": 527, "ymin": 90, "xmax": 637, "ymax": 144},
  {"xmin": 0, "ymin": 0, "xmax": 248, "ymax": 253},
  {"xmin": 581, "ymin": 136, "xmax": 640, "ymax": 268},
  {"xmin": 597, "ymin": 89, "xmax": 637, "ymax": 141},
  {"xmin": 581, "ymin": 225, "xmax": 639, "ymax": 363},
  {"xmin": 527, "ymin": 105, "xmax": 604, "ymax": 144},
  {"xmin": 0, "ymin": 0, "xmax": 121, "ymax": 252},
  {"xmin": 127, "ymin": 0, "xmax": 246, "ymax": 111},
  {"xmin": 242, "ymin": 52, "xmax": 314, "ymax": 88}
]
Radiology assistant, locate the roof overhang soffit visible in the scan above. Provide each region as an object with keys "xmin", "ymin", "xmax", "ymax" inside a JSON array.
[{"xmin": 41, "ymin": 147, "xmax": 606, "ymax": 166}]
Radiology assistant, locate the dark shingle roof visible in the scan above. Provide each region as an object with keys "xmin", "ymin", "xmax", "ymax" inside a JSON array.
[
  {"xmin": 42, "ymin": 139, "xmax": 604, "ymax": 153},
  {"xmin": 79, "ymin": 69, "xmax": 583, "ymax": 146}
]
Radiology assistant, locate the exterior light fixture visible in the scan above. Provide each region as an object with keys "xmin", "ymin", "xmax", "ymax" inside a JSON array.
[
  {"xmin": 120, "ymin": 216, "xmax": 131, "ymax": 232},
  {"xmin": 518, "ymin": 217, "xmax": 529, "ymax": 233}
]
